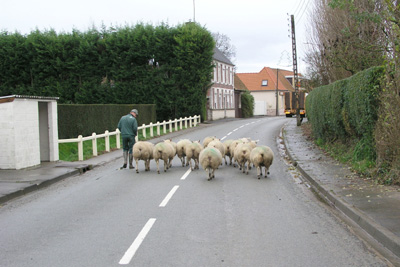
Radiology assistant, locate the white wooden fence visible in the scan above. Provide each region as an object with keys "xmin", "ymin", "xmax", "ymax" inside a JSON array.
[{"xmin": 58, "ymin": 115, "xmax": 201, "ymax": 161}]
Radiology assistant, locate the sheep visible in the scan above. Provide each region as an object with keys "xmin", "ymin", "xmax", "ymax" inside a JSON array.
[
  {"xmin": 199, "ymin": 147, "xmax": 223, "ymax": 181},
  {"xmin": 202, "ymin": 136, "xmax": 216, "ymax": 148},
  {"xmin": 164, "ymin": 139, "xmax": 177, "ymax": 168},
  {"xmin": 250, "ymin": 146, "xmax": 274, "ymax": 179},
  {"xmin": 132, "ymin": 141, "xmax": 154, "ymax": 173},
  {"xmin": 233, "ymin": 143, "xmax": 253, "ymax": 174},
  {"xmin": 185, "ymin": 140, "xmax": 204, "ymax": 171},
  {"xmin": 176, "ymin": 139, "xmax": 192, "ymax": 167},
  {"xmin": 223, "ymin": 139, "xmax": 234, "ymax": 165},
  {"xmin": 207, "ymin": 139, "xmax": 225, "ymax": 166},
  {"xmin": 229, "ymin": 139, "xmax": 244, "ymax": 167},
  {"xmin": 153, "ymin": 141, "xmax": 175, "ymax": 174}
]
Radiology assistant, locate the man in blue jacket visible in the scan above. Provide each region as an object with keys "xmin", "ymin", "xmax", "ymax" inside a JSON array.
[{"xmin": 118, "ymin": 109, "xmax": 138, "ymax": 169}]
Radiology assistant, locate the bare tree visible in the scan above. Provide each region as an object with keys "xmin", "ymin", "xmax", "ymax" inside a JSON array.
[
  {"xmin": 304, "ymin": 0, "xmax": 385, "ymax": 85},
  {"xmin": 212, "ymin": 32, "xmax": 236, "ymax": 62}
]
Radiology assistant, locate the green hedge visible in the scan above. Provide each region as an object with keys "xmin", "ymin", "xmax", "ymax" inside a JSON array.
[
  {"xmin": 306, "ymin": 66, "xmax": 384, "ymax": 161},
  {"xmin": 0, "ymin": 23, "xmax": 214, "ymax": 121},
  {"xmin": 241, "ymin": 91, "xmax": 254, "ymax": 118},
  {"xmin": 58, "ymin": 104, "xmax": 156, "ymax": 139}
]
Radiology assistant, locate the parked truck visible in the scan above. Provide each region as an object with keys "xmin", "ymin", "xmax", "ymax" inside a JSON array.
[{"xmin": 284, "ymin": 91, "xmax": 306, "ymax": 118}]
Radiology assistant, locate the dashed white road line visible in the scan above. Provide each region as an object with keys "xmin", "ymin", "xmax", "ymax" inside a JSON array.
[
  {"xmin": 159, "ymin": 185, "xmax": 179, "ymax": 207},
  {"xmin": 119, "ymin": 218, "xmax": 157, "ymax": 265},
  {"xmin": 180, "ymin": 168, "xmax": 191, "ymax": 180}
]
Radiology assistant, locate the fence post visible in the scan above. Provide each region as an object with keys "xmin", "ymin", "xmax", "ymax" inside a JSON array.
[
  {"xmin": 163, "ymin": 120, "xmax": 166, "ymax": 135},
  {"xmin": 105, "ymin": 130, "xmax": 110, "ymax": 152},
  {"xmin": 169, "ymin": 119, "xmax": 173, "ymax": 132},
  {"xmin": 157, "ymin": 122, "xmax": 160, "ymax": 136},
  {"xmin": 179, "ymin": 117, "xmax": 183, "ymax": 130},
  {"xmin": 189, "ymin": 116, "xmax": 193, "ymax": 128},
  {"xmin": 184, "ymin": 117, "xmax": 188, "ymax": 128},
  {"xmin": 142, "ymin": 124, "xmax": 146, "ymax": 139},
  {"xmin": 150, "ymin": 122, "xmax": 154, "ymax": 137},
  {"xmin": 175, "ymin": 119, "xmax": 178, "ymax": 131},
  {"xmin": 116, "ymin": 129, "xmax": 120, "ymax": 149},
  {"xmin": 78, "ymin": 135, "xmax": 83, "ymax": 161},
  {"xmin": 92, "ymin": 133, "xmax": 98, "ymax": 156}
]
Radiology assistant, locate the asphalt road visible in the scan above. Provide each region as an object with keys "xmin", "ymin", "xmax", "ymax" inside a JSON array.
[{"xmin": 0, "ymin": 117, "xmax": 388, "ymax": 266}]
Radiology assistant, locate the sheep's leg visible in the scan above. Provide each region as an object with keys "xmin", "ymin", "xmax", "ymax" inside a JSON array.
[
  {"xmin": 195, "ymin": 159, "xmax": 199, "ymax": 170},
  {"xmin": 246, "ymin": 160, "xmax": 250, "ymax": 175},
  {"xmin": 257, "ymin": 166, "xmax": 261, "ymax": 179},
  {"xmin": 211, "ymin": 168, "xmax": 215, "ymax": 179},
  {"xmin": 242, "ymin": 162, "xmax": 245, "ymax": 173},
  {"xmin": 164, "ymin": 159, "xmax": 168, "ymax": 172},
  {"xmin": 207, "ymin": 168, "xmax": 212, "ymax": 181},
  {"xmin": 136, "ymin": 159, "xmax": 140, "ymax": 173},
  {"xmin": 189, "ymin": 158, "xmax": 194, "ymax": 171},
  {"xmin": 156, "ymin": 159, "xmax": 160, "ymax": 174}
]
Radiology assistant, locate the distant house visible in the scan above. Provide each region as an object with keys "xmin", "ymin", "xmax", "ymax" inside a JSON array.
[
  {"xmin": 236, "ymin": 67, "xmax": 305, "ymax": 116},
  {"xmin": 207, "ymin": 47, "xmax": 235, "ymax": 121}
]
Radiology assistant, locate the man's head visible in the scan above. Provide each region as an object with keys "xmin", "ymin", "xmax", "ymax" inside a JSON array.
[{"xmin": 130, "ymin": 109, "xmax": 139, "ymax": 117}]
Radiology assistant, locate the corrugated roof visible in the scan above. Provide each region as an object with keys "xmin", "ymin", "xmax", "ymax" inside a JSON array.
[
  {"xmin": 0, "ymin": 95, "xmax": 59, "ymax": 101},
  {"xmin": 213, "ymin": 47, "xmax": 234, "ymax": 66},
  {"xmin": 234, "ymin": 74, "xmax": 248, "ymax": 91}
]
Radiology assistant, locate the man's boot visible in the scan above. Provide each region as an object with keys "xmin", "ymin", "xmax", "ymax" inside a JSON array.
[
  {"xmin": 121, "ymin": 151, "xmax": 128, "ymax": 169},
  {"xmin": 129, "ymin": 153, "xmax": 135, "ymax": 169}
]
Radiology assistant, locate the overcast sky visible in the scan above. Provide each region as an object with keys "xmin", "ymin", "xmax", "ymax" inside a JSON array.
[{"xmin": 1, "ymin": 0, "xmax": 311, "ymax": 74}]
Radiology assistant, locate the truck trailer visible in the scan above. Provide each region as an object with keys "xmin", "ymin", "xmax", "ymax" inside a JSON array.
[{"xmin": 284, "ymin": 92, "xmax": 306, "ymax": 118}]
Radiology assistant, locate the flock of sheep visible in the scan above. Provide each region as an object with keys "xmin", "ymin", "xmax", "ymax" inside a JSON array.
[{"xmin": 132, "ymin": 136, "xmax": 274, "ymax": 181}]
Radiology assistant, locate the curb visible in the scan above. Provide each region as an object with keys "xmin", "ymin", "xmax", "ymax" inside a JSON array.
[
  {"xmin": 281, "ymin": 125, "xmax": 400, "ymax": 262},
  {"xmin": 0, "ymin": 165, "xmax": 90, "ymax": 205}
]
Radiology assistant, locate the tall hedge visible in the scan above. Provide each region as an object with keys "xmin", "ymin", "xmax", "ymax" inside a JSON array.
[
  {"xmin": 57, "ymin": 104, "xmax": 156, "ymax": 139},
  {"xmin": 306, "ymin": 66, "xmax": 384, "ymax": 161},
  {"xmin": 0, "ymin": 23, "xmax": 214, "ymax": 121}
]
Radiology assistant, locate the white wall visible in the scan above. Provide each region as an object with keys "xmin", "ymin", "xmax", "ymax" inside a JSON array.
[
  {"xmin": 0, "ymin": 102, "xmax": 16, "ymax": 169},
  {"xmin": 0, "ymin": 97, "xmax": 59, "ymax": 169},
  {"xmin": 210, "ymin": 109, "xmax": 235, "ymax": 120},
  {"xmin": 251, "ymin": 91, "xmax": 285, "ymax": 116}
]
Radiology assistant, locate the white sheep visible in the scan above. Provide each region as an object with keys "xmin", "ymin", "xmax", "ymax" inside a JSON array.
[
  {"xmin": 233, "ymin": 143, "xmax": 253, "ymax": 174},
  {"xmin": 229, "ymin": 139, "xmax": 244, "ymax": 167},
  {"xmin": 164, "ymin": 139, "xmax": 177, "ymax": 168},
  {"xmin": 199, "ymin": 147, "xmax": 223, "ymax": 181},
  {"xmin": 153, "ymin": 141, "xmax": 175, "ymax": 174},
  {"xmin": 223, "ymin": 139, "xmax": 234, "ymax": 165},
  {"xmin": 176, "ymin": 139, "xmax": 192, "ymax": 167},
  {"xmin": 202, "ymin": 136, "xmax": 216, "ymax": 148},
  {"xmin": 250, "ymin": 146, "xmax": 274, "ymax": 179},
  {"xmin": 185, "ymin": 140, "xmax": 204, "ymax": 170},
  {"xmin": 132, "ymin": 141, "xmax": 154, "ymax": 173},
  {"xmin": 207, "ymin": 139, "xmax": 225, "ymax": 166}
]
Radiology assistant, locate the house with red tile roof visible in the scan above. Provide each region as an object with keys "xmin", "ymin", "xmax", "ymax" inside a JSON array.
[
  {"xmin": 207, "ymin": 47, "xmax": 235, "ymax": 120},
  {"xmin": 236, "ymin": 67, "xmax": 304, "ymax": 116}
]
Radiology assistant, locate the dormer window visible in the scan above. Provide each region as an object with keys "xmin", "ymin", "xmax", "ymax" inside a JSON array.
[{"xmin": 262, "ymin": 80, "xmax": 268, "ymax": 86}]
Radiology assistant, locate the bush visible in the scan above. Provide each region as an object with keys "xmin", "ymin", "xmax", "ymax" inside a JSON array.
[
  {"xmin": 306, "ymin": 66, "xmax": 384, "ymax": 177},
  {"xmin": 241, "ymin": 91, "xmax": 254, "ymax": 118},
  {"xmin": 58, "ymin": 104, "xmax": 156, "ymax": 139}
]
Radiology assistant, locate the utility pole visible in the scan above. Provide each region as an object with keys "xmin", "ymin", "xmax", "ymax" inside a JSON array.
[
  {"xmin": 276, "ymin": 68, "xmax": 279, "ymax": 116},
  {"xmin": 193, "ymin": 0, "xmax": 196, "ymax": 22},
  {"xmin": 290, "ymin": 14, "xmax": 301, "ymax": 126}
]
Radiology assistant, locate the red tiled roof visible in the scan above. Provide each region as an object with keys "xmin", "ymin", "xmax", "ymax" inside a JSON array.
[{"xmin": 236, "ymin": 67, "xmax": 296, "ymax": 92}]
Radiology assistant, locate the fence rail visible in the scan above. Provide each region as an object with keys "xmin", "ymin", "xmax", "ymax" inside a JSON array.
[{"xmin": 58, "ymin": 115, "xmax": 201, "ymax": 161}]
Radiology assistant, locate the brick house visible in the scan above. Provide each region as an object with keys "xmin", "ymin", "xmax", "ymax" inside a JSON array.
[{"xmin": 206, "ymin": 47, "xmax": 235, "ymax": 121}]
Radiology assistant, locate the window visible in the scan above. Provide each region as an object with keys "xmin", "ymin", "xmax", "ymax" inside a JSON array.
[{"xmin": 262, "ymin": 80, "xmax": 268, "ymax": 86}]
